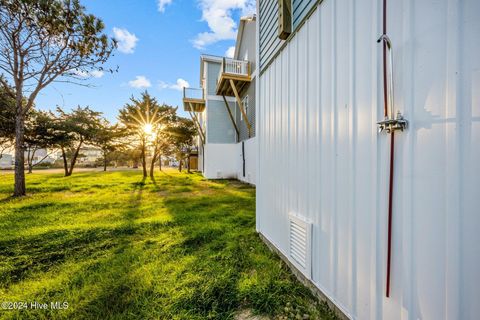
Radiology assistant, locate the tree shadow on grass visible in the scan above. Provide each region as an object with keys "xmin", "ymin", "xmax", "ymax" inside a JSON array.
[
  {"xmin": 0, "ymin": 227, "xmax": 128, "ymax": 287},
  {"xmin": 155, "ymin": 176, "xmax": 336, "ymax": 320},
  {"xmin": 156, "ymin": 186, "xmax": 255, "ymax": 318},
  {"xmin": 69, "ymin": 175, "xmax": 168, "ymax": 319},
  {"xmin": 0, "ymin": 176, "xmax": 146, "ymax": 288},
  {"xmin": 0, "ymin": 173, "xmax": 336, "ymax": 320},
  {"xmin": 0, "ymin": 195, "xmax": 15, "ymax": 203},
  {"xmin": 0, "ymin": 175, "xmax": 160, "ymax": 319},
  {"xmin": 124, "ymin": 176, "xmax": 146, "ymax": 219}
]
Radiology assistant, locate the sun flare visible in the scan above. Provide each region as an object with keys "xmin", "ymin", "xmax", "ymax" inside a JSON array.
[{"xmin": 143, "ymin": 123, "xmax": 153, "ymax": 135}]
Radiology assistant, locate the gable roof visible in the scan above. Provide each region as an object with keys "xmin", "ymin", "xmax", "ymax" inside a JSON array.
[{"xmin": 234, "ymin": 15, "xmax": 256, "ymax": 60}]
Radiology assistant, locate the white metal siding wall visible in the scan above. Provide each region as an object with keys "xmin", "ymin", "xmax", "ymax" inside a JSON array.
[
  {"xmin": 203, "ymin": 144, "xmax": 237, "ymax": 179},
  {"xmin": 257, "ymin": 0, "xmax": 480, "ymax": 319},
  {"xmin": 236, "ymin": 137, "xmax": 257, "ymax": 185}
]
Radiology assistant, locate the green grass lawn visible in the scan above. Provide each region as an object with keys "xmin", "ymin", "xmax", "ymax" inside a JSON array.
[{"xmin": 0, "ymin": 169, "xmax": 335, "ymax": 320}]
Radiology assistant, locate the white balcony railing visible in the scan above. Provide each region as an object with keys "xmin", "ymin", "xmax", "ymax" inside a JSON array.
[
  {"xmin": 183, "ymin": 87, "xmax": 204, "ymax": 100},
  {"xmin": 220, "ymin": 57, "xmax": 250, "ymax": 78}
]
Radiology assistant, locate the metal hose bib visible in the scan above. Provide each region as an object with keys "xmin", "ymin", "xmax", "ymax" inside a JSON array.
[{"xmin": 377, "ymin": 34, "xmax": 408, "ymax": 134}]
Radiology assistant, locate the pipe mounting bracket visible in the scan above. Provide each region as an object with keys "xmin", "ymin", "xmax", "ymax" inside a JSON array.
[{"xmin": 377, "ymin": 111, "xmax": 408, "ymax": 133}]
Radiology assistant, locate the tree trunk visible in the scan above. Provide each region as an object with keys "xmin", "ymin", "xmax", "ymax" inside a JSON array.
[
  {"xmin": 158, "ymin": 154, "xmax": 162, "ymax": 171},
  {"xmin": 141, "ymin": 139, "xmax": 147, "ymax": 178},
  {"xmin": 103, "ymin": 151, "xmax": 107, "ymax": 171},
  {"xmin": 66, "ymin": 140, "xmax": 83, "ymax": 176},
  {"xmin": 61, "ymin": 147, "xmax": 69, "ymax": 176},
  {"xmin": 150, "ymin": 145, "xmax": 159, "ymax": 178},
  {"xmin": 187, "ymin": 154, "xmax": 191, "ymax": 173},
  {"xmin": 149, "ymin": 154, "xmax": 157, "ymax": 178},
  {"xmin": 27, "ymin": 148, "xmax": 36, "ymax": 174},
  {"xmin": 61, "ymin": 148, "xmax": 68, "ymax": 175},
  {"xmin": 178, "ymin": 157, "xmax": 182, "ymax": 172},
  {"xmin": 26, "ymin": 147, "xmax": 32, "ymax": 174},
  {"xmin": 13, "ymin": 110, "xmax": 26, "ymax": 196}
]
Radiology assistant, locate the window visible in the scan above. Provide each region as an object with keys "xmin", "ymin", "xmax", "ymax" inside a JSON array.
[{"xmin": 241, "ymin": 95, "xmax": 249, "ymax": 121}]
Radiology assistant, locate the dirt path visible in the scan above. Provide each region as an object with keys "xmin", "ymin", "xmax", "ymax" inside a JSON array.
[{"xmin": 0, "ymin": 167, "xmax": 180, "ymax": 175}]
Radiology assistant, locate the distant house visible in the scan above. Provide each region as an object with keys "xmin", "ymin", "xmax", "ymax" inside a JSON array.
[
  {"xmin": 0, "ymin": 154, "xmax": 13, "ymax": 169},
  {"xmin": 53, "ymin": 147, "xmax": 102, "ymax": 166},
  {"xmin": 77, "ymin": 147, "xmax": 103, "ymax": 166},
  {"xmin": 24, "ymin": 148, "xmax": 56, "ymax": 166},
  {"xmin": 182, "ymin": 16, "xmax": 257, "ymax": 184},
  {"xmin": 256, "ymin": 0, "xmax": 479, "ymax": 319}
]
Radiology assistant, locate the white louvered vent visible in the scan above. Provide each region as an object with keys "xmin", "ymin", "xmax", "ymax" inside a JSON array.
[{"xmin": 289, "ymin": 214, "xmax": 312, "ymax": 279}]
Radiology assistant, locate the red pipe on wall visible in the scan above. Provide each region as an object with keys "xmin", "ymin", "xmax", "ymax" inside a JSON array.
[
  {"xmin": 386, "ymin": 133, "xmax": 395, "ymax": 297},
  {"xmin": 381, "ymin": 0, "xmax": 395, "ymax": 298}
]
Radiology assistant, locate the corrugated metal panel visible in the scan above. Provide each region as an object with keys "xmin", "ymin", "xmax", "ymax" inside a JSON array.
[
  {"xmin": 259, "ymin": 0, "xmax": 284, "ymax": 70},
  {"xmin": 236, "ymin": 137, "xmax": 257, "ymax": 185},
  {"xmin": 257, "ymin": 0, "xmax": 480, "ymax": 319},
  {"xmin": 292, "ymin": 0, "xmax": 317, "ymax": 30},
  {"xmin": 203, "ymin": 144, "xmax": 237, "ymax": 179}
]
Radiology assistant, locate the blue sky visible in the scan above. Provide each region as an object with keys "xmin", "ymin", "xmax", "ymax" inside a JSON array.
[{"xmin": 34, "ymin": 0, "xmax": 256, "ymax": 122}]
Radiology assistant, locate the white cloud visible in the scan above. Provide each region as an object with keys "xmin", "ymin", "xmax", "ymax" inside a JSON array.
[
  {"xmin": 192, "ymin": 0, "xmax": 256, "ymax": 49},
  {"xmin": 159, "ymin": 78, "xmax": 190, "ymax": 91},
  {"xmin": 157, "ymin": 0, "xmax": 173, "ymax": 12},
  {"xmin": 90, "ymin": 70, "xmax": 105, "ymax": 78},
  {"xmin": 172, "ymin": 78, "xmax": 190, "ymax": 90},
  {"xmin": 112, "ymin": 27, "xmax": 138, "ymax": 54},
  {"xmin": 129, "ymin": 76, "xmax": 151, "ymax": 89},
  {"xmin": 225, "ymin": 46, "xmax": 235, "ymax": 58},
  {"xmin": 73, "ymin": 69, "xmax": 105, "ymax": 78}
]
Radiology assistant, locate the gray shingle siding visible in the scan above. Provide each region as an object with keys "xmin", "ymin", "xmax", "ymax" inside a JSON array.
[
  {"xmin": 259, "ymin": 0, "xmax": 284, "ymax": 70},
  {"xmin": 259, "ymin": 0, "xmax": 319, "ymax": 71},
  {"xmin": 292, "ymin": 0, "xmax": 317, "ymax": 30},
  {"xmin": 206, "ymin": 62, "xmax": 221, "ymax": 96},
  {"xmin": 206, "ymin": 99, "xmax": 236, "ymax": 144}
]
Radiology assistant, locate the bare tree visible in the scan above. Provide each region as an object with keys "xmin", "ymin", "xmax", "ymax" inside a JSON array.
[{"xmin": 0, "ymin": 0, "xmax": 115, "ymax": 196}]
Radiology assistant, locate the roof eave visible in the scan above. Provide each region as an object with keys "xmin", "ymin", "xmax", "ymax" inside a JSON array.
[{"xmin": 234, "ymin": 15, "xmax": 256, "ymax": 60}]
